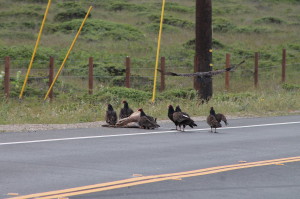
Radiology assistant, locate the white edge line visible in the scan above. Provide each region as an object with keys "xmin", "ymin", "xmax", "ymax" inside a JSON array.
[{"xmin": 1, "ymin": 121, "xmax": 299, "ymax": 146}]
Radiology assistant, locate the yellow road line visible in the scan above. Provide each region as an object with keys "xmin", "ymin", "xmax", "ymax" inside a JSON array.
[{"xmin": 8, "ymin": 156, "xmax": 300, "ymax": 199}]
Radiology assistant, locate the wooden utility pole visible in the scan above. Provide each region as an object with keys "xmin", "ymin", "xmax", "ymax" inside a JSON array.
[{"xmin": 195, "ymin": 0, "xmax": 212, "ymax": 101}]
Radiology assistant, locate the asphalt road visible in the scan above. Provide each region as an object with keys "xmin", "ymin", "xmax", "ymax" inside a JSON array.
[{"xmin": 1, "ymin": 115, "xmax": 300, "ymax": 199}]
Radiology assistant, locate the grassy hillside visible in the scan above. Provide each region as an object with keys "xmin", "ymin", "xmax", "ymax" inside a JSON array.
[
  {"xmin": 1, "ymin": 0, "xmax": 300, "ymax": 65},
  {"xmin": 0, "ymin": 0, "xmax": 299, "ymax": 124}
]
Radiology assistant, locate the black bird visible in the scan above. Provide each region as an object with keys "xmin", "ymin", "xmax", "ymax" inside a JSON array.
[
  {"xmin": 105, "ymin": 104, "xmax": 117, "ymax": 125},
  {"xmin": 210, "ymin": 107, "xmax": 228, "ymax": 125},
  {"xmin": 168, "ymin": 105, "xmax": 176, "ymax": 129},
  {"xmin": 119, "ymin": 100, "xmax": 134, "ymax": 119},
  {"xmin": 175, "ymin": 106, "xmax": 190, "ymax": 117},
  {"xmin": 172, "ymin": 106, "xmax": 197, "ymax": 131},
  {"xmin": 138, "ymin": 109, "xmax": 160, "ymax": 129},
  {"xmin": 207, "ymin": 107, "xmax": 222, "ymax": 133},
  {"xmin": 215, "ymin": 113, "xmax": 228, "ymax": 126}
]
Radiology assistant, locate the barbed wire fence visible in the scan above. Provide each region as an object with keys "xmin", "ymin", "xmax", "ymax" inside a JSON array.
[{"xmin": 1, "ymin": 50, "xmax": 300, "ymax": 99}]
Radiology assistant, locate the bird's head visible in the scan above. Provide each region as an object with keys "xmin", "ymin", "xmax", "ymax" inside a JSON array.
[
  {"xmin": 210, "ymin": 107, "xmax": 216, "ymax": 115},
  {"xmin": 122, "ymin": 100, "xmax": 129, "ymax": 108},
  {"xmin": 138, "ymin": 108, "xmax": 143, "ymax": 112},
  {"xmin": 107, "ymin": 104, "xmax": 113, "ymax": 110},
  {"xmin": 175, "ymin": 106, "xmax": 181, "ymax": 112}
]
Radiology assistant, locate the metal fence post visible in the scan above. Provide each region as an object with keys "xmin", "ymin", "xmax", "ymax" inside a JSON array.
[
  {"xmin": 125, "ymin": 56, "xmax": 130, "ymax": 88},
  {"xmin": 160, "ymin": 56, "xmax": 165, "ymax": 92},
  {"xmin": 254, "ymin": 52, "xmax": 259, "ymax": 88},
  {"xmin": 88, "ymin": 57, "xmax": 93, "ymax": 95},
  {"xmin": 4, "ymin": 56, "xmax": 10, "ymax": 99},
  {"xmin": 225, "ymin": 53, "xmax": 230, "ymax": 90},
  {"xmin": 281, "ymin": 49, "xmax": 286, "ymax": 83}
]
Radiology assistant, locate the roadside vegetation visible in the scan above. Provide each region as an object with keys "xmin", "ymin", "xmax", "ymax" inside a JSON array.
[{"xmin": 0, "ymin": 0, "xmax": 299, "ymax": 124}]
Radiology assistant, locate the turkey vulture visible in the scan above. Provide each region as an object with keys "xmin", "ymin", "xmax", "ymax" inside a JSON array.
[
  {"xmin": 210, "ymin": 107, "xmax": 228, "ymax": 125},
  {"xmin": 105, "ymin": 104, "xmax": 118, "ymax": 126},
  {"xmin": 172, "ymin": 105, "xmax": 197, "ymax": 131},
  {"xmin": 168, "ymin": 105, "xmax": 176, "ymax": 129},
  {"xmin": 215, "ymin": 113, "xmax": 228, "ymax": 126},
  {"xmin": 207, "ymin": 107, "xmax": 222, "ymax": 133},
  {"xmin": 138, "ymin": 109, "xmax": 160, "ymax": 129},
  {"xmin": 157, "ymin": 60, "xmax": 245, "ymax": 80},
  {"xmin": 175, "ymin": 106, "xmax": 190, "ymax": 117},
  {"xmin": 119, "ymin": 100, "xmax": 134, "ymax": 119}
]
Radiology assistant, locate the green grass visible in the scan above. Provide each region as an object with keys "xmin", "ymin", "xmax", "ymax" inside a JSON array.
[
  {"xmin": 0, "ymin": 87, "xmax": 299, "ymax": 125},
  {"xmin": 0, "ymin": 0, "xmax": 300, "ymax": 124}
]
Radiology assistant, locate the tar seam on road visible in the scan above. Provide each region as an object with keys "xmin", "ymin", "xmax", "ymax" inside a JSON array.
[
  {"xmin": 1, "ymin": 121, "xmax": 300, "ymax": 146},
  {"xmin": 6, "ymin": 156, "xmax": 300, "ymax": 199}
]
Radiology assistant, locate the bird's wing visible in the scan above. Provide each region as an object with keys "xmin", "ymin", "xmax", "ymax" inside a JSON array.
[
  {"xmin": 139, "ymin": 116, "xmax": 160, "ymax": 128},
  {"xmin": 207, "ymin": 115, "xmax": 221, "ymax": 127},
  {"xmin": 157, "ymin": 60, "xmax": 245, "ymax": 77},
  {"xmin": 173, "ymin": 112, "xmax": 190, "ymax": 123}
]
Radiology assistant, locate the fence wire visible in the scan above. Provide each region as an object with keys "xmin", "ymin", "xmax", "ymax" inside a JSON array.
[{"xmin": 1, "ymin": 57, "xmax": 300, "ymax": 97}]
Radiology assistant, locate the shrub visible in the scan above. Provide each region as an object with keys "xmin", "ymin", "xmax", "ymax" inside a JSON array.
[
  {"xmin": 213, "ymin": 5, "xmax": 252, "ymax": 15},
  {"xmin": 234, "ymin": 26, "xmax": 272, "ymax": 34},
  {"xmin": 183, "ymin": 38, "xmax": 225, "ymax": 50},
  {"xmin": 54, "ymin": 8, "xmax": 89, "ymax": 22},
  {"xmin": 213, "ymin": 17, "xmax": 236, "ymax": 32},
  {"xmin": 282, "ymin": 83, "xmax": 300, "ymax": 91},
  {"xmin": 11, "ymin": 0, "xmax": 48, "ymax": 3},
  {"xmin": 0, "ymin": 32, "xmax": 36, "ymax": 40},
  {"xmin": 288, "ymin": 43, "xmax": 300, "ymax": 51},
  {"xmin": 144, "ymin": 23, "xmax": 178, "ymax": 33},
  {"xmin": 254, "ymin": 17, "xmax": 286, "ymax": 24},
  {"xmin": 214, "ymin": 92, "xmax": 257, "ymax": 102},
  {"xmin": 95, "ymin": 87, "xmax": 152, "ymax": 103},
  {"xmin": 56, "ymin": 2, "xmax": 81, "ymax": 9},
  {"xmin": 54, "ymin": 19, "xmax": 144, "ymax": 41},
  {"xmin": 21, "ymin": 21, "xmax": 38, "ymax": 29},
  {"xmin": 160, "ymin": 89, "xmax": 197, "ymax": 100},
  {"xmin": 148, "ymin": 14, "xmax": 194, "ymax": 29},
  {"xmin": 0, "ymin": 10, "xmax": 41, "ymax": 18},
  {"xmin": 0, "ymin": 45, "xmax": 56, "ymax": 61},
  {"xmin": 108, "ymin": 2, "xmax": 148, "ymax": 12},
  {"xmin": 68, "ymin": 62, "xmax": 125, "ymax": 83},
  {"xmin": 164, "ymin": 2, "xmax": 193, "ymax": 13}
]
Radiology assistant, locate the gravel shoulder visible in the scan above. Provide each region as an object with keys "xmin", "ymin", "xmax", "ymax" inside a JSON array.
[{"xmin": 0, "ymin": 116, "xmax": 245, "ymax": 133}]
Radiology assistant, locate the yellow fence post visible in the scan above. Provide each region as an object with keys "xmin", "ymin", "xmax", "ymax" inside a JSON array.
[
  {"xmin": 151, "ymin": 0, "xmax": 166, "ymax": 103},
  {"xmin": 44, "ymin": 6, "xmax": 93, "ymax": 100},
  {"xmin": 19, "ymin": 0, "xmax": 52, "ymax": 99}
]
